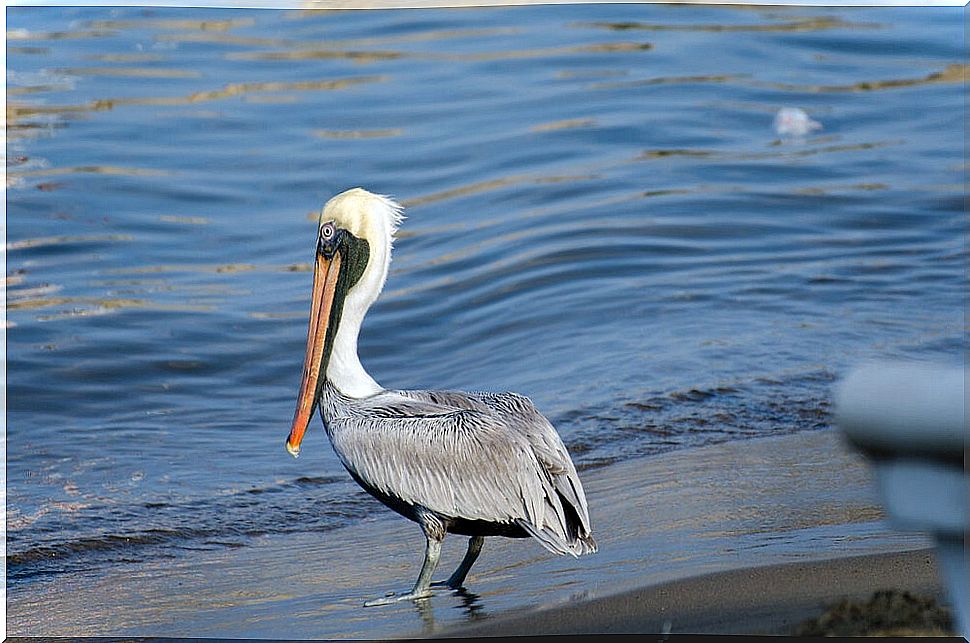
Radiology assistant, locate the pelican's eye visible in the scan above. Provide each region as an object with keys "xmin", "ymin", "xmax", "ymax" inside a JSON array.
[{"xmin": 320, "ymin": 221, "xmax": 336, "ymax": 241}]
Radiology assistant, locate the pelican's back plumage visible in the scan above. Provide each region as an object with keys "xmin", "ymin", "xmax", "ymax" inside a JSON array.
[{"xmin": 319, "ymin": 382, "xmax": 596, "ymax": 556}]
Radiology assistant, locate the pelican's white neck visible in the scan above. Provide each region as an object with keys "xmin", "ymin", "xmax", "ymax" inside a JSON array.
[
  {"xmin": 320, "ymin": 189, "xmax": 402, "ymax": 399},
  {"xmin": 325, "ymin": 288, "xmax": 382, "ymax": 398}
]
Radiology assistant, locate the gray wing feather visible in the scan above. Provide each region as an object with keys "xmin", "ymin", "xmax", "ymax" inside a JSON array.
[
  {"xmin": 477, "ymin": 391, "xmax": 594, "ymax": 539},
  {"xmin": 326, "ymin": 389, "xmax": 595, "ymax": 556}
]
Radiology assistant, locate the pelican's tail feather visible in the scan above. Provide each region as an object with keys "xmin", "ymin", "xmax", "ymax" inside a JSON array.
[
  {"xmin": 516, "ymin": 519, "xmax": 597, "ymax": 557},
  {"xmin": 515, "ymin": 484, "xmax": 597, "ymax": 558},
  {"xmin": 573, "ymin": 531, "xmax": 597, "ymax": 555},
  {"xmin": 542, "ymin": 471, "xmax": 596, "ymax": 556}
]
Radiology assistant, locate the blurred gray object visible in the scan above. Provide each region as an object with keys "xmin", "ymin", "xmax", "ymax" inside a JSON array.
[{"xmin": 836, "ymin": 362, "xmax": 967, "ymax": 639}]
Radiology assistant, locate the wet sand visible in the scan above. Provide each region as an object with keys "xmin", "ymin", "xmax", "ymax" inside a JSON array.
[
  {"xmin": 437, "ymin": 548, "xmax": 943, "ymax": 637},
  {"xmin": 8, "ymin": 429, "xmax": 936, "ymax": 639}
]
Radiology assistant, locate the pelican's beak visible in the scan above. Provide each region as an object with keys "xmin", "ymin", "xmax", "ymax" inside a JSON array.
[{"xmin": 286, "ymin": 249, "xmax": 342, "ymax": 458}]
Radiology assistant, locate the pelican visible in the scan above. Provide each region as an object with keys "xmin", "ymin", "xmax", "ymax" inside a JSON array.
[{"xmin": 285, "ymin": 188, "xmax": 596, "ymax": 606}]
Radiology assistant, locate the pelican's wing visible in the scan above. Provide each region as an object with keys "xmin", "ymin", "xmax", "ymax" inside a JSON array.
[
  {"xmin": 328, "ymin": 390, "xmax": 595, "ymax": 556},
  {"xmin": 328, "ymin": 392, "xmax": 543, "ymax": 524},
  {"xmin": 403, "ymin": 390, "xmax": 595, "ymax": 555},
  {"xmin": 474, "ymin": 391, "xmax": 594, "ymax": 544}
]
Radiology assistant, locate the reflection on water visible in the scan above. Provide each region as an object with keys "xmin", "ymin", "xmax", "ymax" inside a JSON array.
[
  {"xmin": 6, "ymin": 233, "xmax": 134, "ymax": 249},
  {"xmin": 576, "ymin": 16, "xmax": 874, "ymax": 32},
  {"xmin": 408, "ymin": 587, "xmax": 487, "ymax": 635},
  {"xmin": 7, "ymin": 74, "xmax": 385, "ymax": 122},
  {"xmin": 85, "ymin": 17, "xmax": 258, "ymax": 31},
  {"xmin": 313, "ymin": 128, "xmax": 404, "ymax": 139},
  {"xmin": 5, "ymin": 2, "xmax": 964, "ymax": 632},
  {"xmin": 749, "ymin": 62, "xmax": 967, "ymax": 93},
  {"xmin": 9, "ymin": 165, "xmax": 170, "ymax": 177},
  {"xmin": 530, "ymin": 117, "xmax": 597, "ymax": 132},
  {"xmin": 593, "ymin": 65, "xmax": 967, "ymax": 93},
  {"xmin": 400, "ymin": 172, "xmax": 600, "ymax": 208}
]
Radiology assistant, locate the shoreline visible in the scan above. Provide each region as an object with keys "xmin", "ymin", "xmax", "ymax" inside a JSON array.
[
  {"xmin": 7, "ymin": 429, "xmax": 936, "ymax": 639},
  {"xmin": 435, "ymin": 547, "xmax": 944, "ymax": 637}
]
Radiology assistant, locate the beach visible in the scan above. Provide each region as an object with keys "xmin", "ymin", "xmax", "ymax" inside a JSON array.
[
  {"xmin": 9, "ymin": 429, "xmax": 941, "ymax": 639},
  {"xmin": 440, "ymin": 549, "xmax": 943, "ymax": 637}
]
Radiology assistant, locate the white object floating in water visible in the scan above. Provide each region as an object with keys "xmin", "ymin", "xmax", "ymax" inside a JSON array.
[{"xmin": 773, "ymin": 107, "xmax": 822, "ymax": 137}]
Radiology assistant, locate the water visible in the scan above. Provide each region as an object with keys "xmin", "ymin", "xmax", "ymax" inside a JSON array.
[{"xmin": 5, "ymin": 2, "xmax": 964, "ymax": 605}]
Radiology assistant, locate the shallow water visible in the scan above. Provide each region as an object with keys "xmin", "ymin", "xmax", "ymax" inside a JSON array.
[
  {"xmin": 7, "ymin": 431, "xmax": 934, "ymax": 638},
  {"xmin": 5, "ymin": 2, "xmax": 964, "ymax": 607}
]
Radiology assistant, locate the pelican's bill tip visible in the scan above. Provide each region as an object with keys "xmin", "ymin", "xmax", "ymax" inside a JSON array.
[{"xmin": 285, "ymin": 439, "xmax": 301, "ymax": 458}]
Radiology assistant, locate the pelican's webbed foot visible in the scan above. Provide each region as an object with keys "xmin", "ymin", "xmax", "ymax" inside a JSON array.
[
  {"xmin": 430, "ymin": 579, "xmax": 461, "ymax": 590},
  {"xmin": 364, "ymin": 590, "xmax": 433, "ymax": 607}
]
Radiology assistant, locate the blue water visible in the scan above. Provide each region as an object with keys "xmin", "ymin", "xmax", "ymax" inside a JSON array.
[{"xmin": 5, "ymin": 4, "xmax": 965, "ymax": 594}]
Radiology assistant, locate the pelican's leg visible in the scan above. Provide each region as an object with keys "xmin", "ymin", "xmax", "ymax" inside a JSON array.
[
  {"xmin": 433, "ymin": 535, "xmax": 484, "ymax": 589},
  {"xmin": 364, "ymin": 531, "xmax": 443, "ymax": 606}
]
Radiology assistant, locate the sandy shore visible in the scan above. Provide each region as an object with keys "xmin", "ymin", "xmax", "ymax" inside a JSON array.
[
  {"xmin": 8, "ymin": 429, "xmax": 938, "ymax": 639},
  {"xmin": 6, "ymin": 549, "xmax": 947, "ymax": 640},
  {"xmin": 436, "ymin": 548, "xmax": 944, "ymax": 637}
]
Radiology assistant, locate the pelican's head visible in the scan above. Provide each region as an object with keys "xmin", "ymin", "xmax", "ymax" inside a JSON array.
[{"xmin": 286, "ymin": 188, "xmax": 403, "ymax": 457}]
